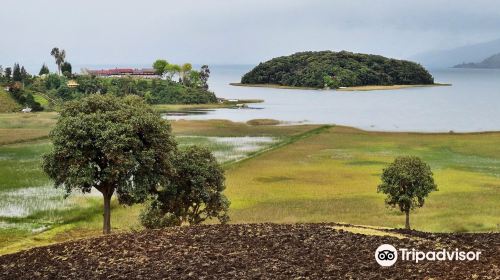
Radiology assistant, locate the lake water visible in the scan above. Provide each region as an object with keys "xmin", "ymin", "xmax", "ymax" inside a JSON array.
[{"xmin": 167, "ymin": 65, "xmax": 500, "ymax": 132}]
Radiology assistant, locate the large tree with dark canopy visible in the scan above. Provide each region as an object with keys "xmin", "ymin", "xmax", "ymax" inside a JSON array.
[
  {"xmin": 42, "ymin": 94, "xmax": 177, "ymax": 233},
  {"xmin": 377, "ymin": 156, "xmax": 438, "ymax": 230}
]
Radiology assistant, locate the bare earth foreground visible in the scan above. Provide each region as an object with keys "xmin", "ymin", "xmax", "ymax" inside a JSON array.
[{"xmin": 0, "ymin": 224, "xmax": 498, "ymax": 279}]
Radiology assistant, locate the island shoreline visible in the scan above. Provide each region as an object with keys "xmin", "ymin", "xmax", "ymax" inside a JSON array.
[{"xmin": 230, "ymin": 82, "xmax": 452, "ymax": 91}]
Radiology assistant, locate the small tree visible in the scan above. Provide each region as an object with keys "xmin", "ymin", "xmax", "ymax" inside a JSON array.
[
  {"xmin": 170, "ymin": 64, "xmax": 181, "ymax": 81},
  {"xmin": 50, "ymin": 47, "xmax": 66, "ymax": 75},
  {"xmin": 20, "ymin": 66, "xmax": 30, "ymax": 82},
  {"xmin": 61, "ymin": 62, "xmax": 72, "ymax": 78},
  {"xmin": 39, "ymin": 64, "xmax": 50, "ymax": 76},
  {"xmin": 43, "ymin": 95, "xmax": 177, "ymax": 233},
  {"xmin": 199, "ymin": 65, "xmax": 210, "ymax": 90},
  {"xmin": 45, "ymin": 73, "xmax": 62, "ymax": 90},
  {"xmin": 180, "ymin": 63, "xmax": 192, "ymax": 84},
  {"xmin": 140, "ymin": 146, "xmax": 229, "ymax": 228},
  {"xmin": 153, "ymin": 59, "xmax": 168, "ymax": 76},
  {"xmin": 12, "ymin": 63, "xmax": 22, "ymax": 82},
  {"xmin": 4, "ymin": 67, "xmax": 12, "ymax": 82},
  {"xmin": 378, "ymin": 156, "xmax": 437, "ymax": 229}
]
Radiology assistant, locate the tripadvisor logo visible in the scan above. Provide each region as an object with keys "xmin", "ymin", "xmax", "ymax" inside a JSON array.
[
  {"xmin": 375, "ymin": 244, "xmax": 481, "ymax": 267},
  {"xmin": 375, "ymin": 244, "xmax": 398, "ymax": 266}
]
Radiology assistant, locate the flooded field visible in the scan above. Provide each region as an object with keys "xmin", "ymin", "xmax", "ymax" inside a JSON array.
[
  {"xmin": 0, "ymin": 135, "xmax": 279, "ymax": 242},
  {"xmin": 177, "ymin": 136, "xmax": 277, "ymax": 163}
]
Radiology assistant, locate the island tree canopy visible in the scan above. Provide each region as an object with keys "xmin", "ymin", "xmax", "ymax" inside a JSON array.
[
  {"xmin": 42, "ymin": 94, "xmax": 177, "ymax": 233},
  {"xmin": 241, "ymin": 51, "xmax": 434, "ymax": 88}
]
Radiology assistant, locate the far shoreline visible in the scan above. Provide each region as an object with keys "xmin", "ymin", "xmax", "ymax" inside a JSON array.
[{"xmin": 230, "ymin": 83, "xmax": 452, "ymax": 91}]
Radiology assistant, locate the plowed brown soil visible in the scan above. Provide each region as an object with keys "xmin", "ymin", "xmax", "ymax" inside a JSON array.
[{"xmin": 0, "ymin": 224, "xmax": 498, "ymax": 279}]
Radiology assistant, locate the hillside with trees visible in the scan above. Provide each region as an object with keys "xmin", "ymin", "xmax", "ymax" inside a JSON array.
[
  {"xmin": 241, "ymin": 51, "xmax": 434, "ymax": 89},
  {"xmin": 454, "ymin": 53, "xmax": 500, "ymax": 69},
  {"xmin": 0, "ymin": 50, "xmax": 218, "ymax": 111}
]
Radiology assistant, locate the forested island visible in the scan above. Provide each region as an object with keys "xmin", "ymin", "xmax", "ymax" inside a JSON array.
[
  {"xmin": 453, "ymin": 53, "xmax": 500, "ymax": 69},
  {"xmin": 240, "ymin": 51, "xmax": 435, "ymax": 89}
]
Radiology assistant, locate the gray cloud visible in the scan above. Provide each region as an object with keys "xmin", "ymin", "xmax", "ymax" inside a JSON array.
[{"xmin": 1, "ymin": 0, "xmax": 499, "ymax": 72}]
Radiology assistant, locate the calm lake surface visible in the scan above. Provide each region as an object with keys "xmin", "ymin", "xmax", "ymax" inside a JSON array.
[{"xmin": 168, "ymin": 65, "xmax": 500, "ymax": 132}]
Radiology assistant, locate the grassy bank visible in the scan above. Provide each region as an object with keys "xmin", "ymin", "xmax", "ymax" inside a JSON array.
[
  {"xmin": 0, "ymin": 112, "xmax": 58, "ymax": 145},
  {"xmin": 0, "ymin": 118, "xmax": 319, "ymax": 254},
  {"xmin": 0, "ymin": 90, "xmax": 21, "ymax": 113},
  {"xmin": 225, "ymin": 126, "xmax": 500, "ymax": 232},
  {"xmin": 0, "ymin": 114, "xmax": 499, "ymax": 254},
  {"xmin": 153, "ymin": 99, "xmax": 263, "ymax": 113}
]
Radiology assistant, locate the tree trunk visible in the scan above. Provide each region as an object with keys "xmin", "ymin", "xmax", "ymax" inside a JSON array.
[
  {"xmin": 405, "ymin": 210, "xmax": 410, "ymax": 230},
  {"xmin": 103, "ymin": 191, "xmax": 112, "ymax": 234}
]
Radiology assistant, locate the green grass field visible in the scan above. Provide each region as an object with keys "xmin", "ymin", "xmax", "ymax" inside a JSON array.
[
  {"xmin": 0, "ymin": 118, "xmax": 316, "ymax": 254},
  {"xmin": 0, "ymin": 112, "xmax": 58, "ymax": 145},
  {"xmin": 0, "ymin": 115, "xmax": 498, "ymax": 254},
  {"xmin": 225, "ymin": 126, "xmax": 500, "ymax": 232}
]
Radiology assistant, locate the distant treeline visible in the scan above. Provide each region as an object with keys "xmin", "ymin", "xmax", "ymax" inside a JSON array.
[
  {"xmin": 46, "ymin": 75, "xmax": 217, "ymax": 104},
  {"xmin": 0, "ymin": 65, "xmax": 217, "ymax": 111},
  {"xmin": 241, "ymin": 51, "xmax": 434, "ymax": 89}
]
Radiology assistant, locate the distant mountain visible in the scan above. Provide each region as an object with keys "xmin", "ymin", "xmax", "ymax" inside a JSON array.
[
  {"xmin": 454, "ymin": 53, "xmax": 500, "ymax": 69},
  {"xmin": 410, "ymin": 38, "xmax": 500, "ymax": 68}
]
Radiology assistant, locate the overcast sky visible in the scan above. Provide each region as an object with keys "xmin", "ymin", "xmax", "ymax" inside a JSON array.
[{"xmin": 1, "ymin": 0, "xmax": 500, "ymax": 71}]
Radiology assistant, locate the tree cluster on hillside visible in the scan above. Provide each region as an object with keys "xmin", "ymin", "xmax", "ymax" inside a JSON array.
[
  {"xmin": 0, "ymin": 63, "xmax": 43, "ymax": 111},
  {"xmin": 153, "ymin": 59, "xmax": 210, "ymax": 90},
  {"xmin": 0, "ymin": 63, "xmax": 31, "ymax": 84},
  {"xmin": 241, "ymin": 51, "xmax": 434, "ymax": 88},
  {"xmin": 1, "ymin": 51, "xmax": 218, "ymax": 110},
  {"xmin": 50, "ymin": 47, "xmax": 73, "ymax": 78},
  {"xmin": 36, "ymin": 74, "xmax": 217, "ymax": 104},
  {"xmin": 43, "ymin": 95, "xmax": 229, "ymax": 234}
]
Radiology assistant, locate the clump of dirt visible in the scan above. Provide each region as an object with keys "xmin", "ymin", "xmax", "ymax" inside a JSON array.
[{"xmin": 0, "ymin": 223, "xmax": 498, "ymax": 279}]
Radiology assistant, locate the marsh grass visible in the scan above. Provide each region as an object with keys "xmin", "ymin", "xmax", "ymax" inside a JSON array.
[
  {"xmin": 1, "ymin": 120, "xmax": 499, "ymax": 254},
  {"xmin": 177, "ymin": 136, "xmax": 277, "ymax": 163},
  {"xmin": 153, "ymin": 99, "xmax": 263, "ymax": 113},
  {"xmin": 0, "ymin": 112, "xmax": 58, "ymax": 145},
  {"xmin": 225, "ymin": 126, "xmax": 500, "ymax": 232},
  {"xmin": 171, "ymin": 119, "xmax": 320, "ymax": 137},
  {"xmin": 0, "ymin": 119, "xmax": 302, "ymax": 254},
  {"xmin": 0, "ymin": 141, "xmax": 52, "ymax": 191}
]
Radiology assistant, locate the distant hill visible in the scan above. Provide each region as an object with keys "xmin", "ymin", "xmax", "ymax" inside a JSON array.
[
  {"xmin": 454, "ymin": 53, "xmax": 500, "ymax": 69},
  {"xmin": 410, "ymin": 38, "xmax": 500, "ymax": 68},
  {"xmin": 241, "ymin": 51, "xmax": 434, "ymax": 89}
]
